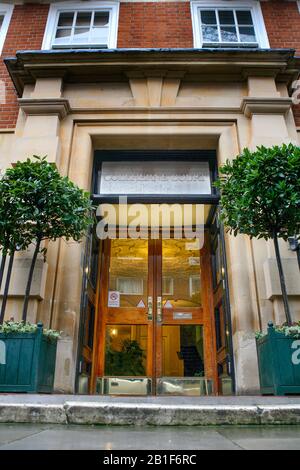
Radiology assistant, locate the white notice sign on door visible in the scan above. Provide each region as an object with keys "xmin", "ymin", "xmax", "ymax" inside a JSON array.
[{"xmin": 108, "ymin": 291, "xmax": 120, "ymax": 308}]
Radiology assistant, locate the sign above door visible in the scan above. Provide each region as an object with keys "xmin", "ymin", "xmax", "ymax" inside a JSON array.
[{"xmin": 98, "ymin": 161, "xmax": 212, "ymax": 196}]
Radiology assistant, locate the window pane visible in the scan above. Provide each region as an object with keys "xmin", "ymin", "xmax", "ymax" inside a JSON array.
[
  {"xmin": 236, "ymin": 10, "xmax": 253, "ymax": 25},
  {"xmin": 105, "ymin": 325, "xmax": 147, "ymax": 376},
  {"xmin": 0, "ymin": 15, "xmax": 4, "ymax": 31},
  {"xmin": 108, "ymin": 239, "xmax": 148, "ymax": 308},
  {"xmin": 55, "ymin": 28, "xmax": 72, "ymax": 43},
  {"xmin": 73, "ymin": 27, "xmax": 89, "ymax": 43},
  {"xmin": 94, "ymin": 11, "xmax": 110, "ymax": 27},
  {"xmin": 239, "ymin": 26, "xmax": 256, "ymax": 43},
  {"xmin": 221, "ymin": 26, "xmax": 238, "ymax": 42},
  {"xmin": 162, "ymin": 325, "xmax": 204, "ymax": 377},
  {"xmin": 58, "ymin": 12, "xmax": 74, "ymax": 27},
  {"xmin": 200, "ymin": 10, "xmax": 217, "ymax": 25},
  {"xmin": 76, "ymin": 11, "xmax": 92, "ymax": 27},
  {"xmin": 202, "ymin": 25, "xmax": 219, "ymax": 43},
  {"xmin": 162, "ymin": 239, "xmax": 202, "ymax": 308},
  {"xmin": 91, "ymin": 27, "xmax": 109, "ymax": 44},
  {"xmin": 218, "ymin": 10, "xmax": 235, "ymax": 25}
]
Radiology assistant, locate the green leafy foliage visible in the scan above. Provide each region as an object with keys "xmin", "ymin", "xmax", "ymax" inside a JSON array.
[
  {"xmin": 215, "ymin": 144, "xmax": 300, "ymax": 240},
  {"xmin": 0, "ymin": 156, "xmax": 94, "ymax": 257},
  {"xmin": 105, "ymin": 339, "xmax": 146, "ymax": 376},
  {"xmin": 0, "ymin": 321, "xmax": 61, "ymax": 341},
  {"xmin": 0, "ymin": 174, "xmax": 33, "ymax": 256},
  {"xmin": 255, "ymin": 322, "xmax": 300, "ymax": 340}
]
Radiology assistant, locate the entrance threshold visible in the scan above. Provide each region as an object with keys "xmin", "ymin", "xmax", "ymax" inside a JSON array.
[{"xmin": 95, "ymin": 377, "xmax": 215, "ymax": 396}]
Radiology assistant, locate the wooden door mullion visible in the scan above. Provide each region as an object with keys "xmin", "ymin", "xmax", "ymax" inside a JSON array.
[
  {"xmin": 96, "ymin": 239, "xmax": 111, "ymax": 378},
  {"xmin": 201, "ymin": 232, "xmax": 218, "ymax": 393},
  {"xmin": 154, "ymin": 238, "xmax": 163, "ymax": 387},
  {"xmin": 147, "ymin": 239, "xmax": 155, "ymax": 384}
]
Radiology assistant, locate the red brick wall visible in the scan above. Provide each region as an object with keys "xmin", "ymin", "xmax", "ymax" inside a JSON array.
[
  {"xmin": 0, "ymin": 4, "xmax": 49, "ymax": 129},
  {"xmin": 0, "ymin": 2, "xmax": 300, "ymax": 129},
  {"xmin": 261, "ymin": 1, "xmax": 300, "ymax": 54},
  {"xmin": 261, "ymin": 1, "xmax": 300, "ymax": 126},
  {"xmin": 117, "ymin": 2, "xmax": 193, "ymax": 48}
]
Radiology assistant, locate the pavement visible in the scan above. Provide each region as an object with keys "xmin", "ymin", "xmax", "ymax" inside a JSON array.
[
  {"xmin": 1, "ymin": 395, "xmax": 300, "ymax": 426},
  {"xmin": 1, "ymin": 423, "xmax": 300, "ymax": 450}
]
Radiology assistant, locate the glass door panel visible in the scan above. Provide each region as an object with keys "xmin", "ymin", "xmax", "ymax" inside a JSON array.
[
  {"xmin": 98, "ymin": 238, "xmax": 154, "ymax": 395},
  {"xmin": 156, "ymin": 324, "xmax": 213, "ymax": 396},
  {"xmin": 97, "ymin": 235, "xmax": 217, "ymax": 395},
  {"xmin": 108, "ymin": 239, "xmax": 148, "ymax": 309},
  {"xmin": 162, "ymin": 239, "xmax": 202, "ymax": 309},
  {"xmin": 105, "ymin": 324, "xmax": 148, "ymax": 376},
  {"xmin": 161, "ymin": 325, "xmax": 204, "ymax": 377}
]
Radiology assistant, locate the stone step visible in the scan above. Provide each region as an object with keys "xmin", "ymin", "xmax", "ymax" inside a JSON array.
[{"xmin": 0, "ymin": 396, "xmax": 300, "ymax": 425}]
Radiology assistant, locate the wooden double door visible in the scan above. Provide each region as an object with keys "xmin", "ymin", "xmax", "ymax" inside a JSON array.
[{"xmin": 91, "ymin": 234, "xmax": 217, "ymax": 395}]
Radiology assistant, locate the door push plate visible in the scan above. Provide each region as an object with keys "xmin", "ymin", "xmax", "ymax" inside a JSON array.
[
  {"xmin": 157, "ymin": 296, "xmax": 162, "ymax": 323},
  {"xmin": 148, "ymin": 296, "xmax": 153, "ymax": 321}
]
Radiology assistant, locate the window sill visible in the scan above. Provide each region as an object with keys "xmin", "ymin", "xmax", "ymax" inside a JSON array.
[
  {"xmin": 52, "ymin": 44, "xmax": 108, "ymax": 50},
  {"xmin": 202, "ymin": 42, "xmax": 259, "ymax": 49}
]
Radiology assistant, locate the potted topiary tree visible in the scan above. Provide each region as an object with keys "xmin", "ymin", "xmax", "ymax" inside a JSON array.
[
  {"xmin": 0, "ymin": 156, "xmax": 93, "ymax": 392},
  {"xmin": 215, "ymin": 143, "xmax": 300, "ymax": 395}
]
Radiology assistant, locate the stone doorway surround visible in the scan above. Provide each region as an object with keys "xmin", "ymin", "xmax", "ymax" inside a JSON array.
[{"xmin": 1, "ymin": 48, "xmax": 300, "ymax": 394}]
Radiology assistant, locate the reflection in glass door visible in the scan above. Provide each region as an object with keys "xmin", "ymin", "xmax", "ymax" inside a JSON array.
[
  {"xmin": 155, "ymin": 239, "xmax": 215, "ymax": 395},
  {"xmin": 96, "ymin": 236, "xmax": 217, "ymax": 395},
  {"xmin": 96, "ymin": 238, "xmax": 154, "ymax": 395}
]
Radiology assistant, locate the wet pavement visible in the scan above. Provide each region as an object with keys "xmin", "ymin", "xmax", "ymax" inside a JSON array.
[{"xmin": 0, "ymin": 423, "xmax": 300, "ymax": 450}]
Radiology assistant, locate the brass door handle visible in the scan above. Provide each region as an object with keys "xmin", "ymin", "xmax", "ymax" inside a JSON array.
[
  {"xmin": 157, "ymin": 296, "xmax": 162, "ymax": 323},
  {"xmin": 148, "ymin": 296, "xmax": 153, "ymax": 321}
]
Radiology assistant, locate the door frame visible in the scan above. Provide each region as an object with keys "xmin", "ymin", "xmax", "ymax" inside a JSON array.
[{"xmin": 91, "ymin": 232, "xmax": 218, "ymax": 394}]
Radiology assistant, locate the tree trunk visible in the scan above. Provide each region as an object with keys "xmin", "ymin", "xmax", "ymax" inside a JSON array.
[
  {"xmin": 22, "ymin": 238, "xmax": 41, "ymax": 322},
  {"xmin": 273, "ymin": 232, "xmax": 293, "ymax": 326},
  {"xmin": 0, "ymin": 251, "xmax": 15, "ymax": 324},
  {"xmin": 297, "ymin": 248, "xmax": 300, "ymax": 272},
  {"xmin": 0, "ymin": 254, "xmax": 6, "ymax": 291}
]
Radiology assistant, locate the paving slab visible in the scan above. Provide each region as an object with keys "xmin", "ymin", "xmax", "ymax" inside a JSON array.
[
  {"xmin": 219, "ymin": 426, "xmax": 300, "ymax": 450},
  {"xmin": 0, "ymin": 423, "xmax": 50, "ymax": 446},
  {"xmin": 1, "ymin": 424, "xmax": 300, "ymax": 450},
  {"xmin": 0, "ymin": 425, "xmax": 241, "ymax": 450}
]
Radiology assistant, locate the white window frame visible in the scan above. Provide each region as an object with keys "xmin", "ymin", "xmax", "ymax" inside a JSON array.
[
  {"xmin": 191, "ymin": 0, "xmax": 269, "ymax": 49},
  {"xmin": 298, "ymin": 1, "xmax": 300, "ymax": 14},
  {"xmin": 0, "ymin": 3, "xmax": 14, "ymax": 55},
  {"xmin": 42, "ymin": 1, "xmax": 119, "ymax": 50}
]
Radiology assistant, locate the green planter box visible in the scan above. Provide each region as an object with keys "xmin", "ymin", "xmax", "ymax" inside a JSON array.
[
  {"xmin": 0, "ymin": 323, "xmax": 58, "ymax": 393},
  {"xmin": 256, "ymin": 322, "xmax": 300, "ymax": 396}
]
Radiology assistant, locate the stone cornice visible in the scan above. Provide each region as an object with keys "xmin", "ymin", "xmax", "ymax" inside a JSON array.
[
  {"xmin": 18, "ymin": 98, "xmax": 71, "ymax": 119},
  {"xmin": 5, "ymin": 48, "xmax": 300, "ymax": 97},
  {"xmin": 241, "ymin": 97, "xmax": 293, "ymax": 117},
  {"xmin": 16, "ymin": 97, "xmax": 294, "ymax": 119}
]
